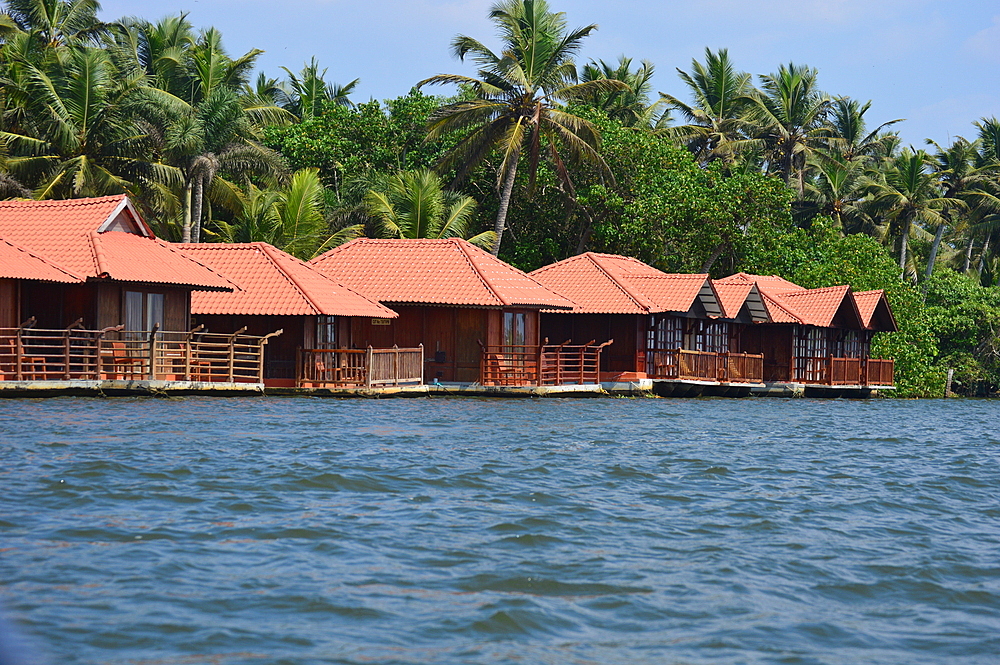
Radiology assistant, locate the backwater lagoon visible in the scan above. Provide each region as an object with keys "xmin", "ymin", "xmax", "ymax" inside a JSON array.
[{"xmin": 1, "ymin": 397, "xmax": 998, "ymax": 664}]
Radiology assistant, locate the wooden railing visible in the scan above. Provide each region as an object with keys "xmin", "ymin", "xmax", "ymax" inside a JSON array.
[
  {"xmin": 0, "ymin": 320, "xmax": 279, "ymax": 384},
  {"xmin": 865, "ymin": 358, "xmax": 895, "ymax": 386},
  {"xmin": 296, "ymin": 345, "xmax": 424, "ymax": 388},
  {"xmin": 647, "ymin": 349, "xmax": 764, "ymax": 383},
  {"xmin": 719, "ymin": 352, "xmax": 764, "ymax": 383},
  {"xmin": 793, "ymin": 356, "xmax": 895, "ymax": 386},
  {"xmin": 479, "ymin": 340, "xmax": 611, "ymax": 386}
]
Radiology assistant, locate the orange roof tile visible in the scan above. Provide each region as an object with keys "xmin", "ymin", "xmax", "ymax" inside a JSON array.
[
  {"xmin": 0, "ymin": 237, "xmax": 83, "ymax": 283},
  {"xmin": 310, "ymin": 238, "xmax": 575, "ymax": 309},
  {"xmin": 779, "ymin": 285, "xmax": 857, "ymax": 327},
  {"xmin": 712, "ymin": 281, "xmax": 754, "ymax": 319},
  {"xmin": 529, "ymin": 253, "xmax": 716, "ymax": 314},
  {"xmin": 0, "ymin": 196, "xmax": 232, "ymax": 290},
  {"xmin": 178, "ymin": 243, "xmax": 397, "ymax": 318},
  {"xmin": 854, "ymin": 290, "xmax": 898, "ymax": 331}
]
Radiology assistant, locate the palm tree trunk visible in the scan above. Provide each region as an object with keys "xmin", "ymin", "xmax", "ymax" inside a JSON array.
[
  {"xmin": 181, "ymin": 179, "xmax": 193, "ymax": 243},
  {"xmin": 491, "ymin": 156, "xmax": 519, "ymax": 256},
  {"xmin": 701, "ymin": 241, "xmax": 729, "ymax": 272},
  {"xmin": 899, "ymin": 226, "xmax": 909, "ymax": 273},
  {"xmin": 977, "ymin": 236, "xmax": 991, "ymax": 276},
  {"xmin": 963, "ymin": 236, "xmax": 974, "ymax": 272},
  {"xmin": 192, "ymin": 175, "xmax": 205, "ymax": 244},
  {"xmin": 924, "ymin": 223, "xmax": 946, "ymax": 281}
]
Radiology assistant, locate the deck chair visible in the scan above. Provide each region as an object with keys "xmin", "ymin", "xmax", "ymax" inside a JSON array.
[
  {"xmin": 108, "ymin": 342, "xmax": 145, "ymax": 379},
  {"xmin": 2, "ymin": 337, "xmax": 46, "ymax": 380}
]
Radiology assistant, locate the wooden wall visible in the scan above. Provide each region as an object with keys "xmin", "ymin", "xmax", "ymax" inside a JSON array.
[
  {"xmin": 540, "ymin": 313, "xmax": 641, "ymax": 373},
  {"xmin": 0, "ymin": 279, "xmax": 17, "ymax": 329},
  {"xmin": 348, "ymin": 305, "xmax": 537, "ymax": 382},
  {"xmin": 193, "ymin": 314, "xmax": 300, "ymax": 380},
  {"xmin": 740, "ymin": 324, "xmax": 793, "ymax": 381}
]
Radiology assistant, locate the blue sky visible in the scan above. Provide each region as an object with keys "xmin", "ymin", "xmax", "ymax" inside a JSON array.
[{"xmin": 99, "ymin": 1, "xmax": 999, "ymax": 148}]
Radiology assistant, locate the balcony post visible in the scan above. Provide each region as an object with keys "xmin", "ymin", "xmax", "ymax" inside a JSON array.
[{"xmin": 366, "ymin": 346, "xmax": 373, "ymax": 390}]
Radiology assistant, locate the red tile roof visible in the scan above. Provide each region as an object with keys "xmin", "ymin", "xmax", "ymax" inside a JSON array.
[
  {"xmin": 0, "ymin": 196, "xmax": 232, "ymax": 290},
  {"xmin": 0, "ymin": 237, "xmax": 83, "ymax": 283},
  {"xmin": 716, "ymin": 272, "xmax": 869, "ymax": 328},
  {"xmin": 712, "ymin": 281, "xmax": 754, "ymax": 319},
  {"xmin": 779, "ymin": 285, "xmax": 857, "ymax": 327},
  {"xmin": 854, "ymin": 289, "xmax": 898, "ymax": 331},
  {"xmin": 310, "ymin": 238, "xmax": 575, "ymax": 309},
  {"xmin": 529, "ymin": 253, "xmax": 716, "ymax": 314},
  {"xmin": 178, "ymin": 243, "xmax": 397, "ymax": 318}
]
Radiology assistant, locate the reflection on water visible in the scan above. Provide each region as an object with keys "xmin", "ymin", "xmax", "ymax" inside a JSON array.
[{"xmin": 1, "ymin": 397, "xmax": 999, "ymax": 665}]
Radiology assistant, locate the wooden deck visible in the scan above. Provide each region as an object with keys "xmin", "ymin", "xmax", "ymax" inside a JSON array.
[
  {"xmin": 478, "ymin": 340, "xmax": 612, "ymax": 387},
  {"xmin": 296, "ymin": 346, "xmax": 424, "ymax": 388}
]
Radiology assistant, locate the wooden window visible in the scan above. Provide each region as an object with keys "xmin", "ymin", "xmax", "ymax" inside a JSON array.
[
  {"xmin": 648, "ymin": 315, "xmax": 683, "ymax": 351},
  {"xmin": 503, "ymin": 311, "xmax": 526, "ymax": 347},
  {"xmin": 316, "ymin": 315, "xmax": 337, "ymax": 349},
  {"xmin": 124, "ymin": 291, "xmax": 165, "ymax": 334},
  {"xmin": 834, "ymin": 330, "xmax": 862, "ymax": 358},
  {"xmin": 686, "ymin": 320, "xmax": 729, "ymax": 353}
]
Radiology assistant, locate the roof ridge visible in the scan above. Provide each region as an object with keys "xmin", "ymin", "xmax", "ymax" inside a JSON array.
[
  {"xmin": 587, "ymin": 253, "xmax": 654, "ymax": 313},
  {"xmin": 88, "ymin": 231, "xmax": 109, "ymax": 277},
  {"xmin": 257, "ymin": 243, "xmax": 326, "ymax": 315},
  {"xmin": 454, "ymin": 238, "xmax": 508, "ymax": 307}
]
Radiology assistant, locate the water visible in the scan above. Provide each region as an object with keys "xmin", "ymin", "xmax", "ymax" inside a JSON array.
[{"xmin": 1, "ymin": 397, "xmax": 998, "ymax": 665}]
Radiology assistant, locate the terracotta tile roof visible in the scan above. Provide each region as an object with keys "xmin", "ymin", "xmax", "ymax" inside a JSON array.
[
  {"xmin": 178, "ymin": 243, "xmax": 397, "ymax": 318},
  {"xmin": 310, "ymin": 238, "xmax": 575, "ymax": 309},
  {"xmin": 0, "ymin": 195, "xmax": 232, "ymax": 290},
  {"xmin": 779, "ymin": 285, "xmax": 856, "ymax": 327},
  {"xmin": 529, "ymin": 253, "xmax": 715, "ymax": 314},
  {"xmin": 0, "ymin": 237, "xmax": 83, "ymax": 283},
  {"xmin": 854, "ymin": 289, "xmax": 898, "ymax": 331},
  {"xmin": 712, "ymin": 281, "xmax": 754, "ymax": 319},
  {"xmin": 716, "ymin": 272, "xmax": 805, "ymax": 293}
]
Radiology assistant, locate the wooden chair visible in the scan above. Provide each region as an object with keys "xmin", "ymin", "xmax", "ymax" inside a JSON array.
[
  {"xmin": 2, "ymin": 337, "xmax": 46, "ymax": 380},
  {"xmin": 486, "ymin": 352, "xmax": 522, "ymax": 386},
  {"xmin": 108, "ymin": 342, "xmax": 145, "ymax": 380}
]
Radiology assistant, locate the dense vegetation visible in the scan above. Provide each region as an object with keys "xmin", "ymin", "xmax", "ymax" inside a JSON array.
[{"xmin": 2, "ymin": 0, "xmax": 999, "ymax": 397}]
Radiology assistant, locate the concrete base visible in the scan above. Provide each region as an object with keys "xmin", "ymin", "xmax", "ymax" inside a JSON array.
[
  {"xmin": 427, "ymin": 382, "xmax": 606, "ymax": 397},
  {"xmin": 750, "ymin": 382, "xmax": 896, "ymax": 398},
  {"xmin": 0, "ymin": 379, "xmax": 265, "ymax": 397},
  {"xmin": 601, "ymin": 378, "xmax": 654, "ymax": 396}
]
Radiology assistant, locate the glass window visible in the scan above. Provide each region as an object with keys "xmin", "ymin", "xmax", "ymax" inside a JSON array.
[
  {"xmin": 125, "ymin": 291, "xmax": 143, "ymax": 332},
  {"xmin": 316, "ymin": 316, "xmax": 337, "ymax": 348},
  {"xmin": 503, "ymin": 311, "xmax": 526, "ymax": 347},
  {"xmin": 146, "ymin": 293, "xmax": 164, "ymax": 331}
]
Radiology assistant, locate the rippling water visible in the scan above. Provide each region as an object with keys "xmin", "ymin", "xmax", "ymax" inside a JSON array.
[{"xmin": 1, "ymin": 396, "xmax": 999, "ymax": 665}]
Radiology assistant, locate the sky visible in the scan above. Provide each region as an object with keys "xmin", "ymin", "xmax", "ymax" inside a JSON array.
[{"xmin": 97, "ymin": 0, "xmax": 999, "ymax": 148}]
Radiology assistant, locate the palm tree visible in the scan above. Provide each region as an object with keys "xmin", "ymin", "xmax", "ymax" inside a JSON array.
[
  {"xmin": 211, "ymin": 168, "xmax": 333, "ymax": 259},
  {"xmin": 0, "ymin": 45, "xmax": 172, "ymax": 199},
  {"xmin": 864, "ymin": 148, "xmax": 957, "ymax": 277},
  {"xmin": 798, "ymin": 152, "xmax": 872, "ymax": 232},
  {"xmin": 825, "ymin": 97, "xmax": 902, "ymax": 163},
  {"xmin": 417, "ymin": 0, "xmax": 623, "ymax": 256},
  {"xmin": 743, "ymin": 62, "xmax": 832, "ymax": 196},
  {"xmin": 363, "ymin": 169, "xmax": 494, "ymax": 249},
  {"xmin": 280, "ymin": 57, "xmax": 358, "ymax": 120},
  {"xmin": 659, "ymin": 48, "xmax": 758, "ymax": 165},
  {"xmin": 579, "ymin": 55, "xmax": 667, "ymax": 128},
  {"xmin": 2, "ymin": 0, "xmax": 109, "ymax": 49}
]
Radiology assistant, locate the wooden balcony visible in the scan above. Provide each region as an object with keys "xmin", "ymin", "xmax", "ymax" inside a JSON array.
[
  {"xmin": 1, "ymin": 320, "xmax": 279, "ymax": 384},
  {"xmin": 479, "ymin": 340, "xmax": 612, "ymax": 387},
  {"xmin": 794, "ymin": 356, "xmax": 895, "ymax": 386},
  {"xmin": 297, "ymin": 346, "xmax": 424, "ymax": 388},
  {"xmin": 647, "ymin": 349, "xmax": 764, "ymax": 383}
]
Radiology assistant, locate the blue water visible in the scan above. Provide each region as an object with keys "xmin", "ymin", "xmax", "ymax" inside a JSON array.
[{"xmin": 1, "ymin": 397, "xmax": 998, "ymax": 665}]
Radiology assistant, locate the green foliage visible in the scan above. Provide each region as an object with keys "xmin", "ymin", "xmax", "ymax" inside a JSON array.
[
  {"xmin": 922, "ymin": 270, "xmax": 1000, "ymax": 395},
  {"xmin": 745, "ymin": 222, "xmax": 946, "ymax": 397},
  {"xmin": 262, "ymin": 90, "xmax": 453, "ymax": 203}
]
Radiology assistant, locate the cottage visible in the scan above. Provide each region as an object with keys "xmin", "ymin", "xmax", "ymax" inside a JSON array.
[
  {"xmin": 0, "ymin": 196, "xmax": 274, "ymax": 386},
  {"xmin": 309, "ymin": 238, "xmax": 593, "ymax": 385},
  {"xmin": 177, "ymin": 242, "xmax": 411, "ymax": 388},
  {"xmin": 529, "ymin": 252, "xmax": 768, "ymax": 394},
  {"xmin": 715, "ymin": 273, "xmax": 896, "ymax": 391}
]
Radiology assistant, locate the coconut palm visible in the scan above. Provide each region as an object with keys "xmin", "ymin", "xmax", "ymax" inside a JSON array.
[
  {"xmin": 798, "ymin": 152, "xmax": 872, "ymax": 232},
  {"xmin": 579, "ymin": 55, "xmax": 667, "ymax": 128},
  {"xmin": 825, "ymin": 97, "xmax": 902, "ymax": 163},
  {"xmin": 0, "ymin": 45, "xmax": 172, "ymax": 199},
  {"xmin": 418, "ymin": 0, "xmax": 623, "ymax": 256},
  {"xmin": 743, "ymin": 62, "xmax": 832, "ymax": 196},
  {"xmin": 659, "ymin": 48, "xmax": 758, "ymax": 165},
  {"xmin": 2, "ymin": 0, "xmax": 108, "ymax": 49},
  {"xmin": 864, "ymin": 148, "xmax": 958, "ymax": 277},
  {"xmin": 211, "ymin": 168, "xmax": 334, "ymax": 258},
  {"xmin": 363, "ymin": 169, "xmax": 494, "ymax": 249},
  {"xmin": 280, "ymin": 57, "xmax": 358, "ymax": 120}
]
